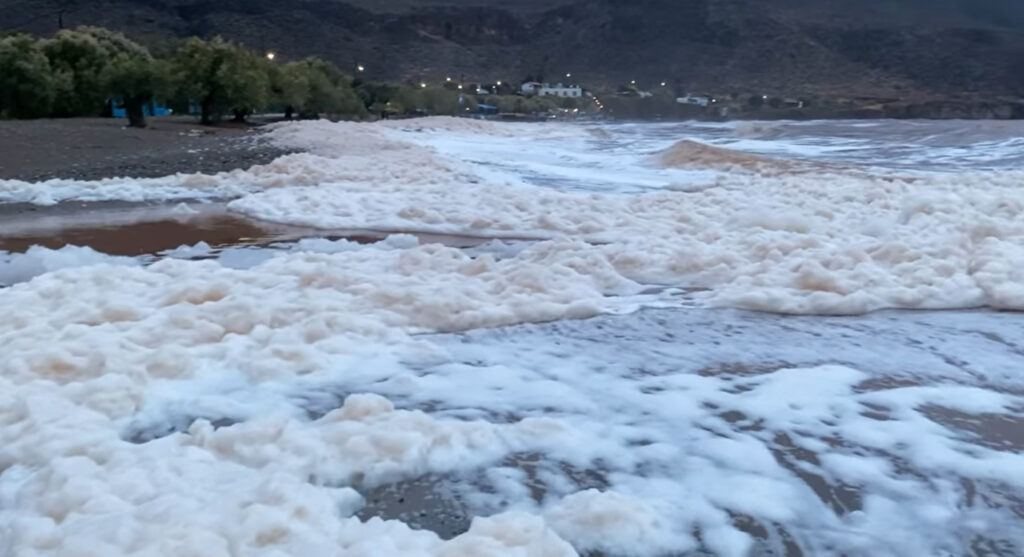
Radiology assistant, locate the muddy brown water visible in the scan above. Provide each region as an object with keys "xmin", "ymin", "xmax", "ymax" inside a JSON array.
[{"xmin": 0, "ymin": 201, "xmax": 508, "ymax": 256}]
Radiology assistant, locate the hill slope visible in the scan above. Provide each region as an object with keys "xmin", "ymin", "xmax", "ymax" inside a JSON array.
[{"xmin": 4, "ymin": 0, "xmax": 1024, "ymax": 99}]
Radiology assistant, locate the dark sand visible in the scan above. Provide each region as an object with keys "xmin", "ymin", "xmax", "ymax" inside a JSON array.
[{"xmin": 0, "ymin": 116, "xmax": 293, "ymax": 182}]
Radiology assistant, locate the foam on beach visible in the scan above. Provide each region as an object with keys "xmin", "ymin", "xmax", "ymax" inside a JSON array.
[
  {"xmin": 3, "ymin": 118, "xmax": 1024, "ymax": 556},
  {"xmin": 3, "ymin": 118, "xmax": 1023, "ymax": 315}
]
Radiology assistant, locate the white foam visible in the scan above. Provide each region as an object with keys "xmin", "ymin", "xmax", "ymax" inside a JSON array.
[
  {"xmin": 0, "ymin": 236, "xmax": 629, "ymax": 555},
  {"xmin": 228, "ymin": 157, "xmax": 1024, "ymax": 315},
  {"xmin": 7, "ymin": 119, "xmax": 1022, "ymax": 314},
  {"xmin": 0, "ymin": 245, "xmax": 139, "ymax": 286}
]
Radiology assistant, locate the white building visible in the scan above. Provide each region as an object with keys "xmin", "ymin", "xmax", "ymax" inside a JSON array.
[
  {"xmin": 539, "ymin": 83, "xmax": 582, "ymax": 98},
  {"xmin": 521, "ymin": 82, "xmax": 582, "ymax": 98}
]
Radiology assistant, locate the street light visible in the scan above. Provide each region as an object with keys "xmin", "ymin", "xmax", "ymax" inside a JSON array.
[
  {"xmin": 357, "ymin": 65, "xmax": 365, "ymax": 72},
  {"xmin": 496, "ymin": 81, "xmax": 502, "ymax": 86},
  {"xmin": 660, "ymin": 81, "xmax": 666, "ymax": 87},
  {"xmin": 566, "ymin": 72, "xmax": 572, "ymax": 78},
  {"xmin": 420, "ymin": 82, "xmax": 427, "ymax": 88},
  {"xmin": 266, "ymin": 52, "xmax": 276, "ymax": 61},
  {"xmin": 446, "ymin": 76, "xmax": 452, "ymax": 82}
]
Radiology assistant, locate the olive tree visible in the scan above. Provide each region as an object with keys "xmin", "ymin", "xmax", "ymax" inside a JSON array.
[
  {"xmin": 273, "ymin": 58, "xmax": 364, "ymax": 119},
  {"xmin": 42, "ymin": 26, "xmax": 149, "ymax": 117},
  {"xmin": 102, "ymin": 53, "xmax": 168, "ymax": 128},
  {"xmin": 0, "ymin": 35, "xmax": 56, "ymax": 119},
  {"xmin": 414, "ymin": 87, "xmax": 460, "ymax": 115},
  {"xmin": 172, "ymin": 37, "xmax": 269, "ymax": 125}
]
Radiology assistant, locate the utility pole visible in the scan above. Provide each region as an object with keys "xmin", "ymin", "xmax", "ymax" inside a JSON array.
[{"xmin": 57, "ymin": 0, "xmax": 74, "ymax": 29}]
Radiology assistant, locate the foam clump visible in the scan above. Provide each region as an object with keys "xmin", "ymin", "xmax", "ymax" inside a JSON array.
[
  {"xmin": 0, "ymin": 245, "xmax": 138, "ymax": 286},
  {"xmin": 657, "ymin": 139, "xmax": 797, "ymax": 172},
  {"xmin": 545, "ymin": 490, "xmax": 690, "ymax": 556}
]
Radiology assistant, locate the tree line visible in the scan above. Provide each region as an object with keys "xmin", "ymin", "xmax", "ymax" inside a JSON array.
[
  {"xmin": 0, "ymin": 27, "xmax": 365, "ymax": 127},
  {"xmin": 0, "ymin": 27, "xmax": 588, "ymax": 128}
]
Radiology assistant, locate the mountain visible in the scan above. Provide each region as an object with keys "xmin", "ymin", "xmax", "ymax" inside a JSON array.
[{"xmin": 4, "ymin": 0, "xmax": 1024, "ymax": 100}]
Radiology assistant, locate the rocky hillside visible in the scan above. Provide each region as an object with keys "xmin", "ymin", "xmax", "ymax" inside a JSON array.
[{"xmin": 4, "ymin": 0, "xmax": 1024, "ymax": 100}]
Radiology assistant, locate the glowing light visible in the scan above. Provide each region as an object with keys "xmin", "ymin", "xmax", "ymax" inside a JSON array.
[
  {"xmin": 630, "ymin": 80, "xmax": 636, "ymax": 85},
  {"xmin": 660, "ymin": 81, "xmax": 666, "ymax": 86},
  {"xmin": 566, "ymin": 72, "xmax": 572, "ymax": 78},
  {"xmin": 496, "ymin": 81, "xmax": 502, "ymax": 86},
  {"xmin": 265, "ymin": 52, "xmax": 276, "ymax": 61},
  {"xmin": 446, "ymin": 77, "xmax": 452, "ymax": 82},
  {"xmin": 357, "ymin": 65, "xmax": 365, "ymax": 72},
  {"xmin": 420, "ymin": 83, "xmax": 427, "ymax": 88}
]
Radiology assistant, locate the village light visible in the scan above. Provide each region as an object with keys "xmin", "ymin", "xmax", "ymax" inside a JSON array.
[
  {"xmin": 496, "ymin": 81, "xmax": 502, "ymax": 86},
  {"xmin": 266, "ymin": 51, "xmax": 276, "ymax": 61},
  {"xmin": 357, "ymin": 65, "xmax": 365, "ymax": 72},
  {"xmin": 566, "ymin": 72, "xmax": 572, "ymax": 78},
  {"xmin": 457, "ymin": 84, "xmax": 463, "ymax": 89},
  {"xmin": 446, "ymin": 77, "xmax": 452, "ymax": 82},
  {"xmin": 420, "ymin": 82, "xmax": 427, "ymax": 88},
  {"xmin": 660, "ymin": 81, "xmax": 666, "ymax": 87}
]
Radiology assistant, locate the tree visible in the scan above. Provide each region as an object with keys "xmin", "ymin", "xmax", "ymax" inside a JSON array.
[
  {"xmin": 387, "ymin": 85, "xmax": 422, "ymax": 115},
  {"xmin": 0, "ymin": 35, "xmax": 56, "ymax": 119},
  {"xmin": 300, "ymin": 58, "xmax": 363, "ymax": 118},
  {"xmin": 42, "ymin": 26, "xmax": 149, "ymax": 117},
  {"xmin": 172, "ymin": 37, "xmax": 269, "ymax": 125},
  {"xmin": 415, "ymin": 87, "xmax": 460, "ymax": 115},
  {"xmin": 102, "ymin": 53, "xmax": 168, "ymax": 128},
  {"xmin": 273, "ymin": 58, "xmax": 365, "ymax": 119}
]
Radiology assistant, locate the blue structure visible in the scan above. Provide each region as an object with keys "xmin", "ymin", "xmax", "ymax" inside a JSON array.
[
  {"xmin": 111, "ymin": 98, "xmax": 172, "ymax": 118},
  {"xmin": 477, "ymin": 103, "xmax": 498, "ymax": 115}
]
